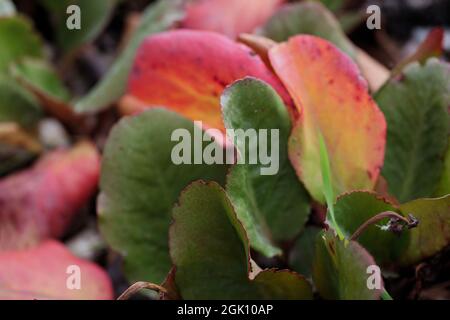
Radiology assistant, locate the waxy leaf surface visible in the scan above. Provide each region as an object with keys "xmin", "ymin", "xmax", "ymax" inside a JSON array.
[
  {"xmin": 126, "ymin": 30, "xmax": 291, "ymax": 131},
  {"xmin": 222, "ymin": 77, "xmax": 310, "ymax": 257},
  {"xmin": 98, "ymin": 109, "xmax": 227, "ymax": 285},
  {"xmin": 170, "ymin": 181, "xmax": 313, "ymax": 299},
  {"xmin": 333, "ymin": 192, "xmax": 409, "ymax": 265},
  {"xmin": 269, "ymin": 35, "xmax": 386, "ymax": 203},
  {"xmin": 0, "ymin": 240, "xmax": 113, "ymax": 299},
  {"xmin": 0, "ymin": 142, "xmax": 100, "ymax": 250},
  {"xmin": 312, "ymin": 230, "xmax": 382, "ymax": 300},
  {"xmin": 375, "ymin": 59, "xmax": 450, "ymax": 203}
]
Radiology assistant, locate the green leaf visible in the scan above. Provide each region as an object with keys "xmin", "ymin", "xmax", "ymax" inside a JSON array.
[
  {"xmin": 314, "ymin": 0, "xmax": 345, "ymax": 12},
  {"xmin": 435, "ymin": 141, "xmax": 450, "ymax": 197},
  {"xmin": 41, "ymin": 0, "xmax": 118, "ymax": 51},
  {"xmin": 289, "ymin": 226, "xmax": 321, "ymax": 278},
  {"xmin": 399, "ymin": 195, "xmax": 450, "ymax": 265},
  {"xmin": 0, "ymin": 16, "xmax": 43, "ymax": 73},
  {"xmin": 0, "ymin": 0, "xmax": 16, "ymax": 17},
  {"xmin": 333, "ymin": 192, "xmax": 409, "ymax": 265},
  {"xmin": 313, "ymin": 230, "xmax": 383, "ymax": 300},
  {"xmin": 0, "ymin": 75, "xmax": 41, "ymax": 127},
  {"xmin": 11, "ymin": 59, "xmax": 70, "ymax": 102},
  {"xmin": 375, "ymin": 59, "xmax": 450, "ymax": 203},
  {"xmin": 98, "ymin": 109, "xmax": 228, "ymax": 285},
  {"xmin": 260, "ymin": 1, "xmax": 355, "ymax": 58},
  {"xmin": 169, "ymin": 181, "xmax": 313, "ymax": 300},
  {"xmin": 221, "ymin": 77, "xmax": 310, "ymax": 257},
  {"xmin": 75, "ymin": 0, "xmax": 185, "ymax": 113},
  {"xmin": 318, "ymin": 132, "xmax": 344, "ymax": 238}
]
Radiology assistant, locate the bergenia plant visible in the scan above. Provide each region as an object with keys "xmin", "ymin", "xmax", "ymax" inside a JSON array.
[{"xmin": 0, "ymin": 0, "xmax": 448, "ymax": 301}]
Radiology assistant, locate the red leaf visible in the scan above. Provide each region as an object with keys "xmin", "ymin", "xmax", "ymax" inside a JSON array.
[
  {"xmin": 0, "ymin": 240, "xmax": 113, "ymax": 300},
  {"xmin": 269, "ymin": 35, "xmax": 386, "ymax": 203},
  {"xmin": 0, "ymin": 142, "xmax": 100, "ymax": 250},
  {"xmin": 181, "ymin": 0, "xmax": 284, "ymax": 38},
  {"xmin": 124, "ymin": 30, "xmax": 291, "ymax": 132}
]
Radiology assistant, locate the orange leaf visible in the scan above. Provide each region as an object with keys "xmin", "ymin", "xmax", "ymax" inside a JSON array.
[
  {"xmin": 0, "ymin": 240, "xmax": 113, "ymax": 300},
  {"xmin": 269, "ymin": 35, "xmax": 386, "ymax": 203},
  {"xmin": 125, "ymin": 30, "xmax": 291, "ymax": 131},
  {"xmin": 181, "ymin": 0, "xmax": 284, "ymax": 38},
  {"xmin": 0, "ymin": 142, "xmax": 100, "ymax": 250}
]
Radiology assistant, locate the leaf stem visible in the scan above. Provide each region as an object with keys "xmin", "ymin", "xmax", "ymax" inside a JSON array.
[
  {"xmin": 318, "ymin": 133, "xmax": 345, "ymax": 240},
  {"xmin": 117, "ymin": 281, "xmax": 167, "ymax": 300},
  {"xmin": 350, "ymin": 211, "xmax": 418, "ymax": 241}
]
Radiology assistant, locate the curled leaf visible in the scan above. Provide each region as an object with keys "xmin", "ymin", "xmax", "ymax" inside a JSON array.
[{"xmin": 269, "ymin": 35, "xmax": 386, "ymax": 203}]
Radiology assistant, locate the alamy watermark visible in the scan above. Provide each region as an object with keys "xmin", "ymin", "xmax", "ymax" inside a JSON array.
[
  {"xmin": 66, "ymin": 265, "xmax": 81, "ymax": 290},
  {"xmin": 171, "ymin": 121, "xmax": 280, "ymax": 176},
  {"xmin": 367, "ymin": 265, "xmax": 382, "ymax": 290},
  {"xmin": 367, "ymin": 4, "xmax": 381, "ymax": 30},
  {"xmin": 66, "ymin": 5, "xmax": 81, "ymax": 30}
]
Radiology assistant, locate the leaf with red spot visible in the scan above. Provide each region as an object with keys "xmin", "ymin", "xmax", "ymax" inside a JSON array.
[
  {"xmin": 0, "ymin": 142, "xmax": 100, "ymax": 250},
  {"xmin": 269, "ymin": 35, "xmax": 386, "ymax": 203},
  {"xmin": 125, "ymin": 30, "xmax": 291, "ymax": 131},
  {"xmin": 180, "ymin": 0, "xmax": 284, "ymax": 39},
  {"xmin": 0, "ymin": 240, "xmax": 113, "ymax": 300}
]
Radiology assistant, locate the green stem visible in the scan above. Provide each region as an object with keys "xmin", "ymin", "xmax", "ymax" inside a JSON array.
[
  {"xmin": 318, "ymin": 133, "xmax": 345, "ymax": 240},
  {"xmin": 318, "ymin": 133, "xmax": 394, "ymax": 300}
]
